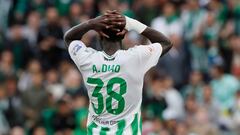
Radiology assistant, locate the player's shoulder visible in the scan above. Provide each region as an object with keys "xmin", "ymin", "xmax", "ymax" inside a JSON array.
[
  {"xmin": 68, "ymin": 40, "xmax": 97, "ymax": 55},
  {"xmin": 126, "ymin": 43, "xmax": 161, "ymax": 51}
]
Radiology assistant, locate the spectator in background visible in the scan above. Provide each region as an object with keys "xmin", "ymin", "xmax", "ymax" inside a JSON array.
[
  {"xmin": 0, "ymin": 84, "xmax": 10, "ymax": 135},
  {"xmin": 40, "ymin": 93, "xmax": 57, "ymax": 135},
  {"xmin": 184, "ymin": 94, "xmax": 198, "ymax": 126},
  {"xmin": 52, "ymin": 98, "xmax": 76, "ymax": 135},
  {"xmin": 21, "ymin": 72, "xmax": 48, "ymax": 128},
  {"xmin": 28, "ymin": 124, "xmax": 47, "ymax": 135},
  {"xmin": 18, "ymin": 59, "xmax": 42, "ymax": 92},
  {"xmin": 210, "ymin": 65, "xmax": 240, "ymax": 112},
  {"xmin": 189, "ymin": 36, "xmax": 209, "ymax": 73},
  {"xmin": 135, "ymin": 0, "xmax": 158, "ymax": 26},
  {"xmin": 0, "ymin": 50, "xmax": 15, "ymax": 81},
  {"xmin": 150, "ymin": 73, "xmax": 185, "ymax": 121},
  {"xmin": 181, "ymin": 0, "xmax": 207, "ymax": 42},
  {"xmin": 207, "ymin": 0, "xmax": 227, "ymax": 24},
  {"xmin": 0, "ymin": 31, "xmax": 5, "ymax": 52},
  {"xmin": 151, "ymin": 2, "xmax": 183, "ymax": 37},
  {"xmin": 45, "ymin": 69, "xmax": 65, "ymax": 101},
  {"xmin": 189, "ymin": 107, "xmax": 219, "ymax": 135},
  {"xmin": 5, "ymin": 24, "xmax": 32, "ymax": 70},
  {"xmin": 175, "ymin": 123, "xmax": 189, "ymax": 135},
  {"xmin": 69, "ymin": 2, "xmax": 84, "ymax": 26},
  {"xmin": 225, "ymin": 0, "xmax": 240, "ymax": 35},
  {"xmin": 200, "ymin": 85, "xmax": 220, "ymax": 125},
  {"xmin": 233, "ymin": 90, "xmax": 240, "ymax": 134},
  {"xmin": 182, "ymin": 71, "xmax": 205, "ymax": 102},
  {"xmin": 31, "ymin": 126, "xmax": 47, "ymax": 135},
  {"xmin": 9, "ymin": 126, "xmax": 25, "ymax": 135},
  {"xmin": 229, "ymin": 35, "xmax": 240, "ymax": 79},
  {"xmin": 55, "ymin": 0, "xmax": 73, "ymax": 17},
  {"xmin": 208, "ymin": 39, "xmax": 223, "ymax": 67},
  {"xmin": 158, "ymin": 34, "xmax": 189, "ymax": 89},
  {"xmin": 4, "ymin": 76, "xmax": 24, "ymax": 128},
  {"xmin": 22, "ymin": 11, "xmax": 41, "ymax": 50},
  {"xmin": 72, "ymin": 95, "xmax": 88, "ymax": 135},
  {"xmin": 0, "ymin": 0, "xmax": 11, "ymax": 32},
  {"xmin": 142, "ymin": 117, "xmax": 164, "ymax": 135},
  {"xmin": 37, "ymin": 7, "xmax": 64, "ymax": 70},
  {"xmin": 63, "ymin": 68, "xmax": 87, "ymax": 97},
  {"xmin": 200, "ymin": 11, "xmax": 221, "ymax": 43}
]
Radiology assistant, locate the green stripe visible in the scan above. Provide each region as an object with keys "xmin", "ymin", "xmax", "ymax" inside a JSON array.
[
  {"xmin": 87, "ymin": 122, "xmax": 98, "ymax": 135},
  {"xmin": 140, "ymin": 117, "xmax": 142, "ymax": 133},
  {"xmin": 100, "ymin": 127, "xmax": 110, "ymax": 135},
  {"xmin": 131, "ymin": 113, "xmax": 138, "ymax": 135},
  {"xmin": 116, "ymin": 119, "xmax": 126, "ymax": 135}
]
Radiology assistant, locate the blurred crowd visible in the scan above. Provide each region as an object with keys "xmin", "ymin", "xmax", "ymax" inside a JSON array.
[{"xmin": 0, "ymin": 0, "xmax": 240, "ymax": 135}]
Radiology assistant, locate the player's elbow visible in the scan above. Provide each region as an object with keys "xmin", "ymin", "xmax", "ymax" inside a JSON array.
[
  {"xmin": 160, "ymin": 39, "xmax": 173, "ymax": 56},
  {"xmin": 63, "ymin": 32, "xmax": 70, "ymax": 43},
  {"xmin": 165, "ymin": 39, "xmax": 173, "ymax": 50},
  {"xmin": 63, "ymin": 32, "xmax": 72, "ymax": 47}
]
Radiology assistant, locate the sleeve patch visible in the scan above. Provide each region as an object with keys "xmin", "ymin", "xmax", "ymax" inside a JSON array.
[{"xmin": 72, "ymin": 44, "xmax": 82, "ymax": 56}]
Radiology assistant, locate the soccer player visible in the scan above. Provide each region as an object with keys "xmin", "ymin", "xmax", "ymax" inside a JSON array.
[{"xmin": 64, "ymin": 10, "xmax": 172, "ymax": 135}]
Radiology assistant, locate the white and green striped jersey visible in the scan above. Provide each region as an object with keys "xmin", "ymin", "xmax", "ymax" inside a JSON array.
[{"xmin": 68, "ymin": 40, "xmax": 162, "ymax": 135}]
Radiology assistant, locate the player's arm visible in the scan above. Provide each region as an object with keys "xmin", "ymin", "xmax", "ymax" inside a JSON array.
[
  {"xmin": 141, "ymin": 28, "xmax": 172, "ymax": 56},
  {"xmin": 63, "ymin": 15, "xmax": 116, "ymax": 47},
  {"xmin": 121, "ymin": 16, "xmax": 173, "ymax": 57}
]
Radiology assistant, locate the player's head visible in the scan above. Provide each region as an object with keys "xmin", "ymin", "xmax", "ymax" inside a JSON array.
[
  {"xmin": 210, "ymin": 64, "xmax": 225, "ymax": 79},
  {"xmin": 98, "ymin": 10, "xmax": 126, "ymax": 44}
]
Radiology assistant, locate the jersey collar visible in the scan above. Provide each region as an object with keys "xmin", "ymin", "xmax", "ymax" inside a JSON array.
[{"xmin": 101, "ymin": 51, "xmax": 118, "ymax": 60}]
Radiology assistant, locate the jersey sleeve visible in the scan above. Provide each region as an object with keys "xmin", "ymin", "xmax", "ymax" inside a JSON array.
[
  {"xmin": 68, "ymin": 40, "xmax": 94, "ymax": 69},
  {"xmin": 136, "ymin": 43, "xmax": 163, "ymax": 73}
]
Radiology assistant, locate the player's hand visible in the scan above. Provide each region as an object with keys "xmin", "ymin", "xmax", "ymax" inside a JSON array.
[
  {"xmin": 88, "ymin": 10, "xmax": 127, "ymax": 38},
  {"xmin": 104, "ymin": 10, "xmax": 127, "ymax": 36},
  {"xmin": 88, "ymin": 15, "xmax": 113, "ymax": 38},
  {"xmin": 104, "ymin": 10, "xmax": 126, "ymax": 27}
]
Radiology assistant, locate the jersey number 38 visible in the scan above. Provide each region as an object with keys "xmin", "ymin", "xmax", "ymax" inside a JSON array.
[{"xmin": 87, "ymin": 77, "xmax": 127, "ymax": 115}]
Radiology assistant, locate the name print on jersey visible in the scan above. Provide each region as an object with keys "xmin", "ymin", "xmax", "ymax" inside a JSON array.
[{"xmin": 92, "ymin": 64, "xmax": 121, "ymax": 73}]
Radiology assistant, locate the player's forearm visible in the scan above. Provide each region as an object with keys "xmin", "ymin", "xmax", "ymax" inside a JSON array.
[
  {"xmin": 64, "ymin": 21, "xmax": 93, "ymax": 47},
  {"xmin": 124, "ymin": 16, "xmax": 172, "ymax": 56},
  {"xmin": 141, "ymin": 27, "xmax": 173, "ymax": 56}
]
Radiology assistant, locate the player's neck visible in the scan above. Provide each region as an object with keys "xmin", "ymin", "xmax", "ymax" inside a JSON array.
[{"xmin": 102, "ymin": 41, "xmax": 121, "ymax": 56}]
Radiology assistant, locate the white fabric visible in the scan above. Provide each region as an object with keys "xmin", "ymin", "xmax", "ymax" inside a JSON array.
[
  {"xmin": 125, "ymin": 16, "xmax": 147, "ymax": 34},
  {"xmin": 162, "ymin": 88, "xmax": 185, "ymax": 120},
  {"xmin": 68, "ymin": 40, "xmax": 162, "ymax": 129},
  {"xmin": 151, "ymin": 16, "xmax": 183, "ymax": 37}
]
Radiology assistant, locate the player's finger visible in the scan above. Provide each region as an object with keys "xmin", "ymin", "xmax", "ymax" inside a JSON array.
[
  {"xmin": 116, "ymin": 29, "xmax": 128, "ymax": 36},
  {"xmin": 107, "ymin": 17, "xmax": 125, "ymax": 21},
  {"xmin": 105, "ymin": 24, "xmax": 115, "ymax": 29},
  {"xmin": 99, "ymin": 31, "xmax": 109, "ymax": 38},
  {"xmin": 105, "ymin": 12, "xmax": 121, "ymax": 16},
  {"xmin": 106, "ymin": 10, "xmax": 120, "ymax": 14},
  {"xmin": 102, "ymin": 20, "xmax": 125, "ymax": 27},
  {"xmin": 110, "ymin": 27, "xmax": 121, "ymax": 32},
  {"xmin": 108, "ymin": 21, "xmax": 125, "ymax": 26}
]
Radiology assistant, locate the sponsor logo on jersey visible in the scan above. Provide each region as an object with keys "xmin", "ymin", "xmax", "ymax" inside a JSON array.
[{"xmin": 92, "ymin": 115, "xmax": 118, "ymax": 126}]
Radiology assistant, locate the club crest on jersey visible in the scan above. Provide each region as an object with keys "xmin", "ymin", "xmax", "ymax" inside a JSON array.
[{"xmin": 72, "ymin": 44, "xmax": 82, "ymax": 55}]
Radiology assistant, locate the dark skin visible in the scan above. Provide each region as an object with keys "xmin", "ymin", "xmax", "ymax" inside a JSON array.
[{"xmin": 64, "ymin": 10, "xmax": 172, "ymax": 56}]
